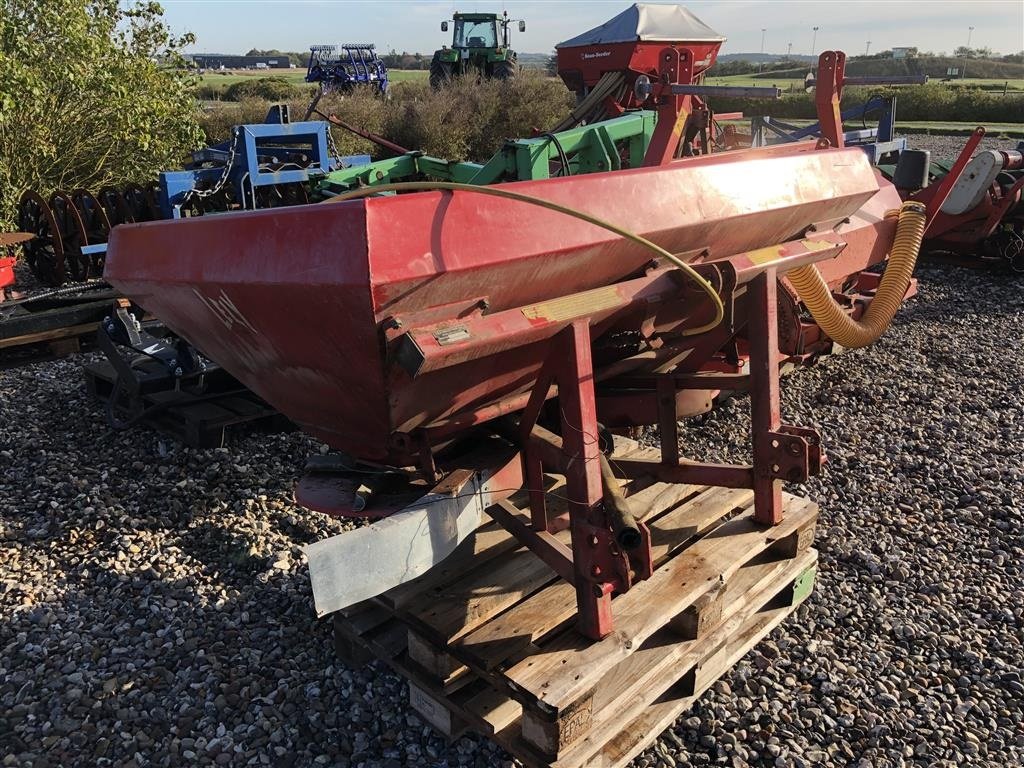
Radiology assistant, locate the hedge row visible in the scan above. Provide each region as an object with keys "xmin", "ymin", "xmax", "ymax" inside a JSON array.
[{"xmin": 713, "ymin": 86, "xmax": 1024, "ymax": 123}]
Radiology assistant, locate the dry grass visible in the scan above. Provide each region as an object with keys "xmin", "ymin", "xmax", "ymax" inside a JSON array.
[{"xmin": 197, "ymin": 72, "xmax": 575, "ymax": 162}]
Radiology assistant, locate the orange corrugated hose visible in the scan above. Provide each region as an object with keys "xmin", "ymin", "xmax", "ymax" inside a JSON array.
[{"xmin": 787, "ymin": 201, "xmax": 927, "ymax": 348}]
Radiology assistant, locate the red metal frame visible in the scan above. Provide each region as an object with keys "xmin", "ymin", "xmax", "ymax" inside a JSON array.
[
  {"xmin": 643, "ymin": 47, "xmax": 695, "ymax": 166},
  {"xmin": 517, "ymin": 322, "xmax": 619, "ymax": 637},
  {"xmin": 107, "ymin": 48, "xmax": 921, "ymax": 640},
  {"xmin": 902, "ymin": 128, "xmax": 1023, "ymax": 258},
  {"xmin": 469, "ymin": 252, "xmax": 826, "ymax": 639},
  {"xmin": 815, "ymin": 51, "xmax": 847, "ymax": 149},
  {"xmin": 0, "ymin": 232, "xmax": 32, "ymax": 301}
]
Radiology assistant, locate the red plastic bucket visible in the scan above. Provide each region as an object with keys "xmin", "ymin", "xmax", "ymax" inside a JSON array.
[{"xmin": 0, "ymin": 257, "xmax": 16, "ymax": 289}]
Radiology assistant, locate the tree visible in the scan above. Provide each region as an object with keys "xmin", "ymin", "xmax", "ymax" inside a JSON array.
[{"xmin": 0, "ymin": 0, "xmax": 203, "ymax": 229}]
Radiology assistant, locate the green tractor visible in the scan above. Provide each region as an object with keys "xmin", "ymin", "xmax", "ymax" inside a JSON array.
[{"xmin": 430, "ymin": 10, "xmax": 525, "ymax": 89}]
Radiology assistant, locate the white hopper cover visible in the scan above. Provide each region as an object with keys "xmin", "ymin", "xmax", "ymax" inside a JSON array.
[{"xmin": 556, "ymin": 3, "xmax": 726, "ymax": 48}]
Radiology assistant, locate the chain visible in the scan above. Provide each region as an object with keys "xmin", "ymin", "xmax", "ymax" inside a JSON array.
[
  {"xmin": 183, "ymin": 128, "xmax": 240, "ymax": 203},
  {"xmin": 325, "ymin": 122, "xmax": 342, "ymax": 168}
]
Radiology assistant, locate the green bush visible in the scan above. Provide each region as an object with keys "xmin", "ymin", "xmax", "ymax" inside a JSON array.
[
  {"xmin": 197, "ymin": 72, "xmax": 575, "ymax": 163},
  {"xmin": 0, "ymin": 0, "xmax": 203, "ymax": 230},
  {"xmin": 197, "ymin": 99, "xmax": 279, "ymax": 144},
  {"xmin": 222, "ymin": 76, "xmax": 306, "ymax": 102}
]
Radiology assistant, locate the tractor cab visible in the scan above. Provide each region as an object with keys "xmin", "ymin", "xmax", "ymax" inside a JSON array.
[
  {"xmin": 447, "ymin": 14, "xmax": 498, "ymax": 50},
  {"xmin": 442, "ymin": 11, "xmax": 525, "ymax": 51},
  {"xmin": 432, "ymin": 10, "xmax": 525, "ymax": 88}
]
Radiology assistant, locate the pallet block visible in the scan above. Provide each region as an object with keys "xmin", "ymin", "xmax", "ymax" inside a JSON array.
[
  {"xmin": 84, "ymin": 360, "xmax": 292, "ymax": 447},
  {"xmin": 331, "ymin": 447, "xmax": 819, "ymax": 767}
]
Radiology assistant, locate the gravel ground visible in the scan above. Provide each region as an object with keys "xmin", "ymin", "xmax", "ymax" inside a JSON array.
[
  {"xmin": 2, "ymin": 273, "xmax": 1022, "ymax": 763},
  {"xmin": 895, "ymin": 133, "xmax": 1012, "ymax": 160}
]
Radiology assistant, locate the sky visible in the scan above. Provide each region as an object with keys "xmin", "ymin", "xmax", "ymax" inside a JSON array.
[{"xmin": 157, "ymin": 0, "xmax": 1024, "ymax": 57}]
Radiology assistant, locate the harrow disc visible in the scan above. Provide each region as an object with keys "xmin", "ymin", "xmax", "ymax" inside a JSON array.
[
  {"xmin": 71, "ymin": 188, "xmax": 111, "ymax": 243},
  {"xmin": 245, "ymin": 163, "xmax": 310, "ymax": 210},
  {"xmin": 72, "ymin": 188, "xmax": 112, "ymax": 274},
  {"xmin": 144, "ymin": 182, "xmax": 163, "ymax": 220},
  {"xmin": 98, "ymin": 185, "xmax": 134, "ymax": 227},
  {"xmin": 252, "ymin": 182, "xmax": 310, "ymax": 209},
  {"xmin": 49, "ymin": 191, "xmax": 89, "ymax": 282},
  {"xmin": 122, "ymin": 184, "xmax": 158, "ymax": 223},
  {"xmin": 17, "ymin": 190, "xmax": 65, "ymax": 286}
]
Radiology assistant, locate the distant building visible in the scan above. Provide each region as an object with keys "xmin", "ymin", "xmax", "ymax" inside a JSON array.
[
  {"xmin": 891, "ymin": 47, "xmax": 915, "ymax": 60},
  {"xmin": 189, "ymin": 54, "xmax": 291, "ymax": 69}
]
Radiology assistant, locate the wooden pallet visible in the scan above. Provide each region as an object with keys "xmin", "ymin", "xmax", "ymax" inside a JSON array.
[
  {"xmin": 331, "ymin": 448, "xmax": 819, "ymax": 768},
  {"xmin": 0, "ymin": 290, "xmax": 118, "ymax": 368},
  {"xmin": 84, "ymin": 360, "xmax": 293, "ymax": 448},
  {"xmin": 0, "ymin": 322, "xmax": 97, "ymax": 368}
]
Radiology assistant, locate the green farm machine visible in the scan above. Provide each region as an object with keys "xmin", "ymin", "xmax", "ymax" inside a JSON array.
[{"xmin": 429, "ymin": 10, "xmax": 525, "ymax": 88}]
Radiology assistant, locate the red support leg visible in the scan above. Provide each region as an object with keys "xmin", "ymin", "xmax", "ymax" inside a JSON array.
[
  {"xmin": 657, "ymin": 376, "xmax": 680, "ymax": 465},
  {"xmin": 748, "ymin": 269, "xmax": 784, "ymax": 525},
  {"xmin": 520, "ymin": 365, "xmax": 556, "ymax": 532},
  {"xmin": 814, "ymin": 51, "xmax": 846, "ymax": 149},
  {"xmin": 557, "ymin": 321, "xmax": 615, "ymax": 638}
]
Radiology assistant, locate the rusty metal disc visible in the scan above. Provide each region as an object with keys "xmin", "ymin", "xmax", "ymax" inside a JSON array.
[
  {"xmin": 49, "ymin": 191, "xmax": 89, "ymax": 282},
  {"xmin": 17, "ymin": 191, "xmax": 65, "ymax": 286},
  {"xmin": 71, "ymin": 188, "xmax": 111, "ymax": 244},
  {"xmin": 122, "ymin": 184, "xmax": 153, "ymax": 223},
  {"xmin": 0, "ymin": 232, "xmax": 34, "ymax": 248},
  {"xmin": 252, "ymin": 181, "xmax": 310, "ymax": 210},
  {"xmin": 98, "ymin": 185, "xmax": 134, "ymax": 227},
  {"xmin": 144, "ymin": 182, "xmax": 163, "ymax": 221}
]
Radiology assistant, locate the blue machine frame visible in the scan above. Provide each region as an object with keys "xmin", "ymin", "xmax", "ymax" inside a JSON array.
[
  {"xmin": 306, "ymin": 44, "xmax": 389, "ymax": 96},
  {"xmin": 750, "ymin": 94, "xmax": 906, "ymax": 164},
  {"xmin": 159, "ymin": 106, "xmax": 370, "ymax": 218}
]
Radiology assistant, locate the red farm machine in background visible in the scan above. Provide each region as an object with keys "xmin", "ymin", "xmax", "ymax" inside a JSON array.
[
  {"xmin": 552, "ymin": 2, "xmax": 764, "ymax": 163},
  {"xmin": 555, "ymin": 2, "xmax": 725, "ymax": 114},
  {"xmin": 889, "ymin": 132, "xmax": 1024, "ymax": 271}
]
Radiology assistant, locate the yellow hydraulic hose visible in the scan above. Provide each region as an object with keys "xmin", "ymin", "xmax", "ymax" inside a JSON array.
[
  {"xmin": 321, "ymin": 181, "xmax": 725, "ymax": 337},
  {"xmin": 786, "ymin": 201, "xmax": 927, "ymax": 349}
]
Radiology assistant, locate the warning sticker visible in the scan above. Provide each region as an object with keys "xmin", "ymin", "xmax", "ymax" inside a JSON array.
[{"xmin": 521, "ymin": 285, "xmax": 622, "ymax": 323}]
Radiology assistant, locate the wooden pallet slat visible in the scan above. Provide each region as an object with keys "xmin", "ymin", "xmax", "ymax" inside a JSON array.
[
  {"xmin": 341, "ymin": 550, "xmax": 818, "ymax": 767},
  {"xmin": 454, "ymin": 483, "xmax": 734, "ymax": 672},
  {"xmin": 505, "ymin": 496, "xmax": 817, "ymax": 728},
  {"xmin": 581, "ymin": 564, "xmax": 814, "ymax": 768},
  {"xmin": 409, "ymin": 543, "xmax": 564, "ymax": 645},
  {"xmin": 544, "ymin": 549, "xmax": 817, "ymax": 767},
  {"xmin": 328, "ymin": 461, "xmax": 820, "ymax": 768}
]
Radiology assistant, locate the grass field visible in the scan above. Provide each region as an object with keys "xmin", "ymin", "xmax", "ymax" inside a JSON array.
[
  {"xmin": 199, "ymin": 67, "xmax": 1022, "ymax": 94},
  {"xmin": 198, "ymin": 68, "xmax": 427, "ymax": 89}
]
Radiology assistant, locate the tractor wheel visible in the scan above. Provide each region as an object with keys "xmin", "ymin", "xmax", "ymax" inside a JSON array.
[
  {"xmin": 429, "ymin": 56, "xmax": 453, "ymax": 90},
  {"xmin": 493, "ymin": 58, "xmax": 518, "ymax": 81}
]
